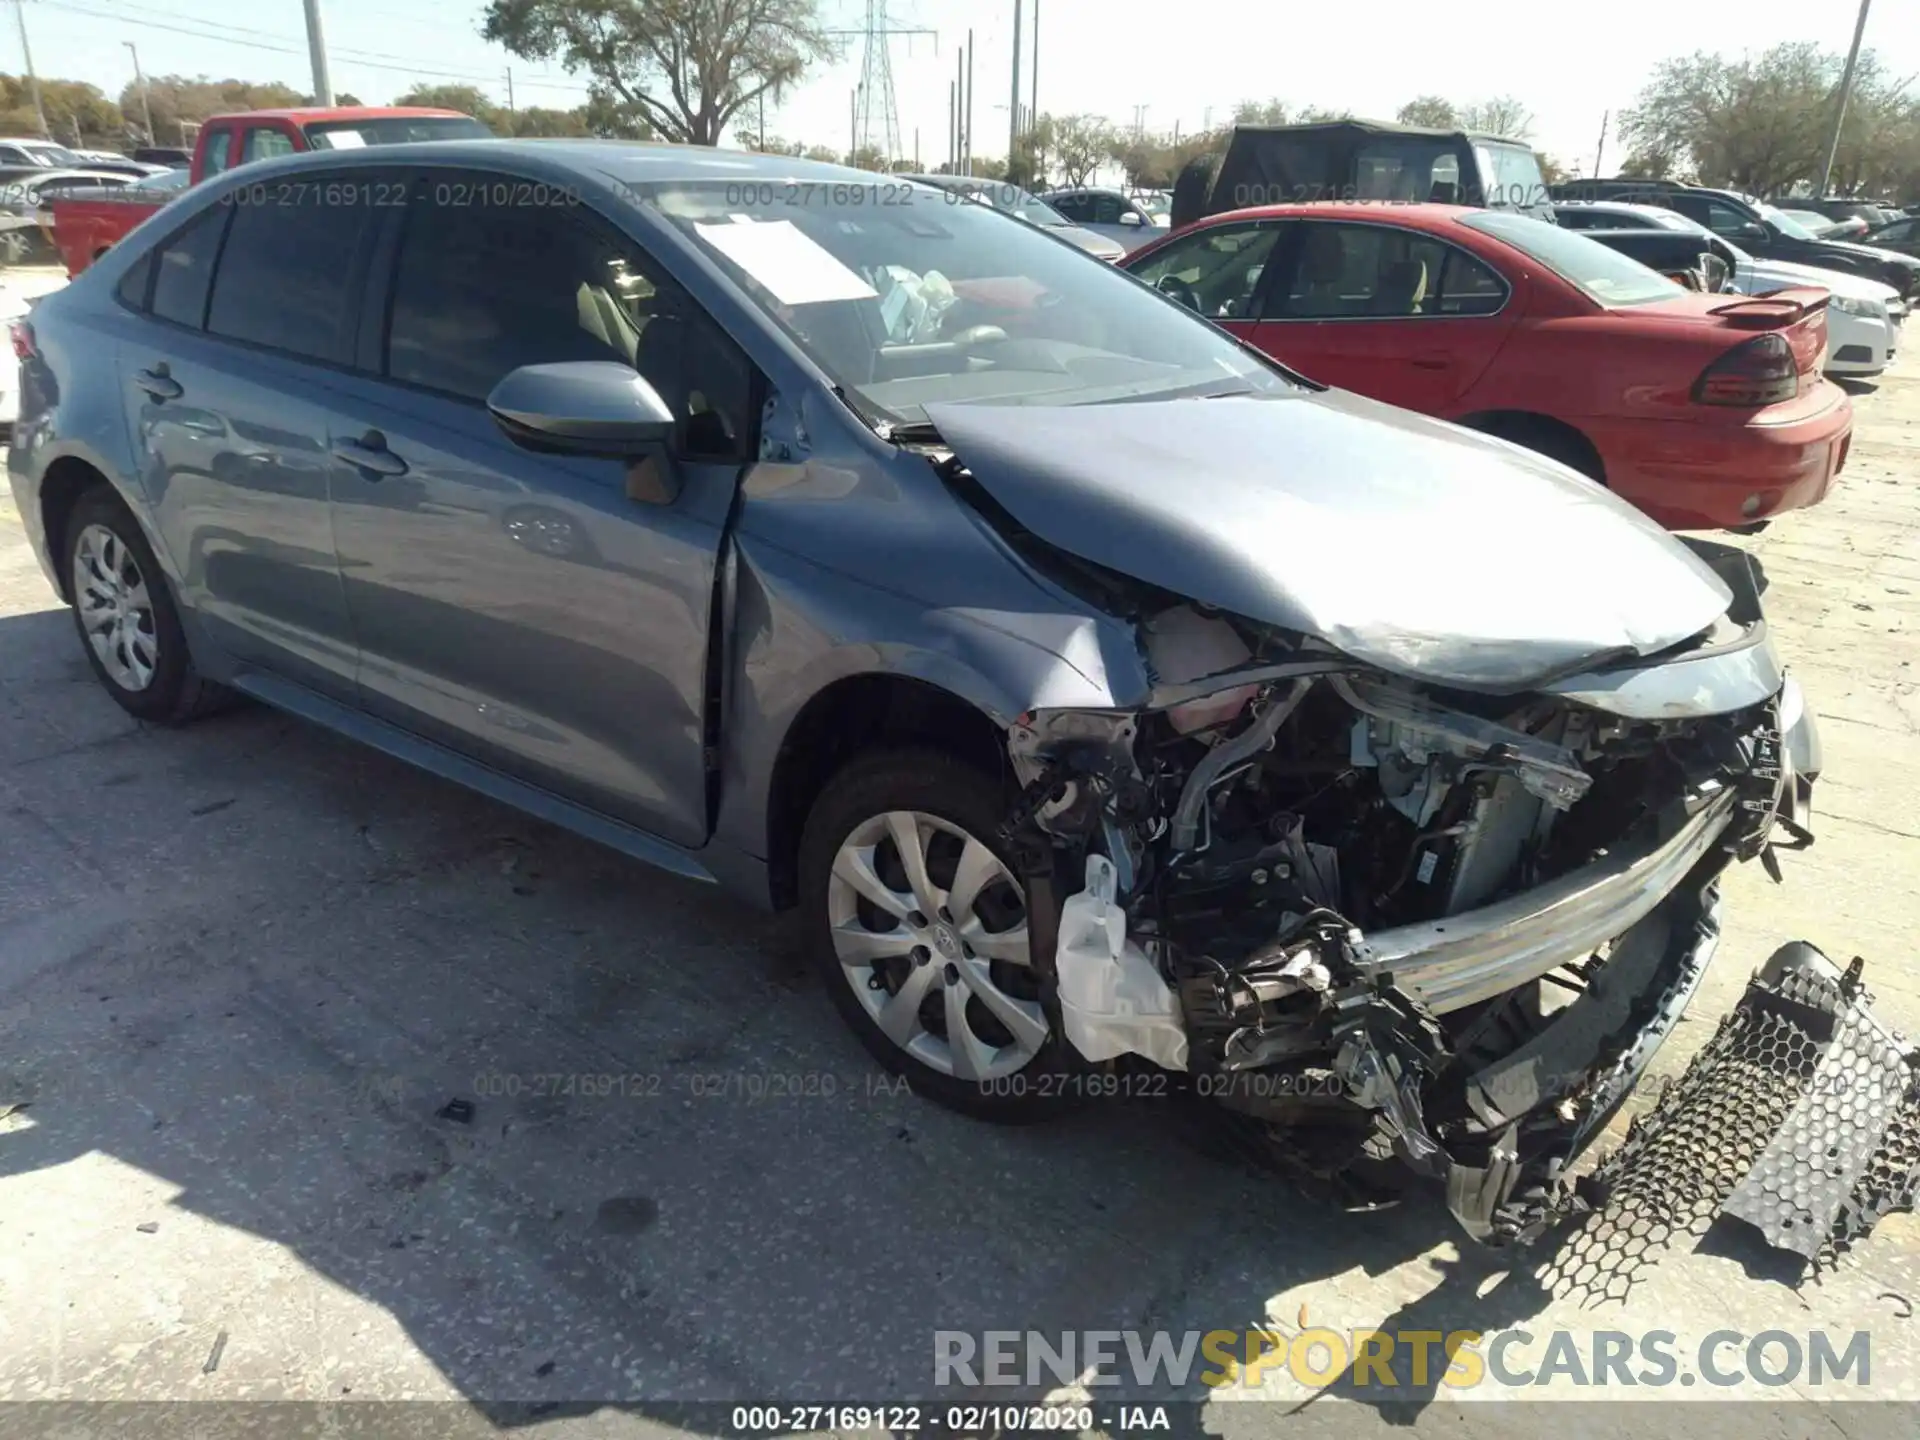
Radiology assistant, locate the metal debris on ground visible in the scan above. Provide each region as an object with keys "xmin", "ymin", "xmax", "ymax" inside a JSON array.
[
  {"xmin": 436, "ymin": 1098, "xmax": 475, "ymax": 1125},
  {"xmin": 1542, "ymin": 943, "xmax": 1920, "ymax": 1298}
]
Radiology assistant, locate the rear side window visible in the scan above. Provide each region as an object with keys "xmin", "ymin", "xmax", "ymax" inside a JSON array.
[
  {"xmin": 1282, "ymin": 222, "xmax": 1507, "ymax": 318},
  {"xmin": 201, "ymin": 130, "xmax": 234, "ymax": 176},
  {"xmin": 149, "ymin": 206, "xmax": 229, "ymax": 328},
  {"xmin": 115, "ymin": 251, "xmax": 154, "ymax": 310},
  {"xmin": 205, "ymin": 191, "xmax": 378, "ymax": 363}
]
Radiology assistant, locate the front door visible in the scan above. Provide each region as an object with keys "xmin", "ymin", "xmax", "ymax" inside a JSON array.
[
  {"xmin": 321, "ymin": 171, "xmax": 758, "ymax": 846},
  {"xmin": 1245, "ymin": 218, "xmax": 1517, "ymax": 413}
]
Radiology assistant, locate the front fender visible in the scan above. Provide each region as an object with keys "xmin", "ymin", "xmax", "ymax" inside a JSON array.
[{"xmin": 713, "ymin": 528, "xmax": 1146, "ymax": 862}]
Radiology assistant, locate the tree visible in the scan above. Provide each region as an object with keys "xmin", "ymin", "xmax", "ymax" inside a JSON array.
[
  {"xmin": 1534, "ymin": 152, "xmax": 1567, "ymax": 184},
  {"xmin": 1458, "ymin": 95, "xmax": 1533, "ymax": 140},
  {"xmin": 1620, "ymin": 42, "xmax": 1919, "ymax": 195},
  {"xmin": 846, "ymin": 142, "xmax": 886, "ymax": 171},
  {"xmin": 1006, "ymin": 113, "xmax": 1054, "ymax": 189},
  {"xmin": 104, "ymin": 76, "xmax": 306, "ymax": 147},
  {"xmin": 481, "ymin": 0, "xmax": 837, "ymax": 146},
  {"xmin": 0, "ymin": 76, "xmax": 124, "ymax": 146},
  {"xmin": 1396, "ymin": 95, "xmax": 1458, "ymax": 128},
  {"xmin": 1046, "ymin": 113, "xmax": 1110, "ymax": 188},
  {"xmin": 732, "ymin": 130, "xmax": 804, "ymax": 154},
  {"xmin": 801, "ymin": 143, "xmax": 839, "ymax": 164}
]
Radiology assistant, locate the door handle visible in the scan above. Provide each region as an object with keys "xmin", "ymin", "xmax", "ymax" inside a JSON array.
[
  {"xmin": 134, "ymin": 365, "xmax": 182, "ymax": 401},
  {"xmin": 1408, "ymin": 352, "xmax": 1453, "ymax": 370},
  {"xmin": 330, "ymin": 430, "xmax": 409, "ymax": 479}
]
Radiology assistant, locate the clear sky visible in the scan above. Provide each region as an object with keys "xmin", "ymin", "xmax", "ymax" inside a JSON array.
[{"xmin": 11, "ymin": 0, "xmax": 1919, "ymax": 173}]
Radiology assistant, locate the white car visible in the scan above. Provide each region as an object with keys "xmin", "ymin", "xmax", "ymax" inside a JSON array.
[{"xmin": 1557, "ymin": 200, "xmax": 1901, "ymax": 377}]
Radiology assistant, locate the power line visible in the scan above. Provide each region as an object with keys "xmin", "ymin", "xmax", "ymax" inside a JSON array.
[{"xmin": 30, "ymin": 0, "xmax": 591, "ymax": 92}]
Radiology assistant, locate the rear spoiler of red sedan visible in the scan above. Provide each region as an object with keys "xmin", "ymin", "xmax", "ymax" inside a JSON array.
[{"xmin": 1706, "ymin": 287, "xmax": 1831, "ymax": 328}]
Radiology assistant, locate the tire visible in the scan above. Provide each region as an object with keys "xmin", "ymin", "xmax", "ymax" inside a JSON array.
[
  {"xmin": 799, "ymin": 747, "xmax": 1084, "ymax": 1122},
  {"xmin": 1478, "ymin": 417, "xmax": 1605, "ymax": 485},
  {"xmin": 63, "ymin": 485, "xmax": 230, "ymax": 724}
]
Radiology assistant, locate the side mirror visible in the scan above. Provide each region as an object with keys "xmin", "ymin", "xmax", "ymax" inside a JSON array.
[
  {"xmin": 487, "ymin": 361, "xmax": 675, "ymax": 458},
  {"xmin": 1740, "ymin": 221, "xmax": 1768, "ymax": 243},
  {"xmin": 1119, "ymin": 210, "xmax": 1144, "ymax": 227}
]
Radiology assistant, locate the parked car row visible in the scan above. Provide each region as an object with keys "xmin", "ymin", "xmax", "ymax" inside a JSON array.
[
  {"xmin": 1556, "ymin": 200, "xmax": 1904, "ymax": 378},
  {"xmin": 0, "ymin": 138, "xmax": 1837, "ymax": 1246}
]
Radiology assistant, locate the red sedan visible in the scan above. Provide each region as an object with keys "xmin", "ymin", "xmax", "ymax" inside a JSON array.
[{"xmin": 1120, "ymin": 203, "xmax": 1853, "ymax": 530}]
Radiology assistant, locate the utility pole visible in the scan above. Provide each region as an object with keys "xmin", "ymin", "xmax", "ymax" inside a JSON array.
[
  {"xmin": 12, "ymin": 0, "xmax": 46, "ymax": 138},
  {"xmin": 1008, "ymin": 0, "xmax": 1023, "ymax": 169},
  {"xmin": 302, "ymin": 0, "xmax": 335, "ymax": 107},
  {"xmin": 1592, "ymin": 110, "xmax": 1608, "ymax": 179},
  {"xmin": 1819, "ymin": 0, "xmax": 1873, "ymax": 196},
  {"xmin": 758, "ymin": 91, "xmax": 765, "ymax": 150},
  {"xmin": 504, "ymin": 68, "xmax": 515, "ymax": 113},
  {"xmin": 965, "ymin": 30, "xmax": 974, "ymax": 176},
  {"xmin": 948, "ymin": 79, "xmax": 956, "ymax": 171},
  {"xmin": 125, "ymin": 42, "xmax": 154, "ymax": 144},
  {"xmin": 850, "ymin": 86, "xmax": 858, "ymax": 163},
  {"xmin": 1029, "ymin": 0, "xmax": 1038, "ymax": 138}
]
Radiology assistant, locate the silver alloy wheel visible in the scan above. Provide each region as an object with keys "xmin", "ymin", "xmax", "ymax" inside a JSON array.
[
  {"xmin": 73, "ymin": 523, "xmax": 158, "ymax": 692},
  {"xmin": 827, "ymin": 809, "xmax": 1048, "ymax": 1081}
]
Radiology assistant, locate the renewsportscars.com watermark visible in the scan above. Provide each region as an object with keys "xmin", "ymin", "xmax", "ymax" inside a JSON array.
[{"xmin": 934, "ymin": 1326, "xmax": 1873, "ymax": 1393}]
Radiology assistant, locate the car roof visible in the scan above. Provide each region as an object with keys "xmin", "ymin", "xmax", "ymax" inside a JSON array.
[
  {"xmin": 1189, "ymin": 200, "xmax": 1481, "ymax": 226},
  {"xmin": 212, "ymin": 106, "xmax": 473, "ymax": 123},
  {"xmin": 211, "ymin": 138, "xmax": 910, "ymax": 188}
]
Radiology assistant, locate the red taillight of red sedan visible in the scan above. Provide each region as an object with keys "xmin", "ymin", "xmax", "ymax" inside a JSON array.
[{"xmin": 1693, "ymin": 333, "xmax": 1798, "ymax": 406}]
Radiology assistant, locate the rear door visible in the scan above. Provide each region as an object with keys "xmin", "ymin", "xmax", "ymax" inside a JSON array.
[
  {"xmin": 1245, "ymin": 218, "xmax": 1517, "ymax": 412},
  {"xmin": 117, "ymin": 183, "xmax": 387, "ymax": 697},
  {"xmin": 316, "ymin": 168, "xmax": 758, "ymax": 846}
]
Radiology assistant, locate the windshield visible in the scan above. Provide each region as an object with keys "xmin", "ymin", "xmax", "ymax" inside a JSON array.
[
  {"xmin": 1757, "ymin": 203, "xmax": 1821, "ymax": 241},
  {"xmin": 25, "ymin": 142, "xmax": 82, "ymax": 167},
  {"xmin": 640, "ymin": 179, "xmax": 1295, "ymax": 424},
  {"xmin": 932, "ymin": 179, "xmax": 1072, "ymax": 227},
  {"xmin": 1474, "ymin": 143, "xmax": 1549, "ymax": 212},
  {"xmin": 1460, "ymin": 210, "xmax": 1685, "ymax": 306},
  {"xmin": 304, "ymin": 116, "xmax": 493, "ymax": 147}
]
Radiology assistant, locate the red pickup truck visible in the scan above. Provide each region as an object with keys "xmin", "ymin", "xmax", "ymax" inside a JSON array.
[{"xmin": 49, "ymin": 106, "xmax": 490, "ymax": 277}]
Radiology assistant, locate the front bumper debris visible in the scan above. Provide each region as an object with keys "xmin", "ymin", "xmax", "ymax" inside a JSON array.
[{"xmin": 1574, "ymin": 941, "xmax": 1920, "ymax": 1269}]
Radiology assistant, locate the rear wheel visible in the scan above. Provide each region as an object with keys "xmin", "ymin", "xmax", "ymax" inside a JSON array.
[
  {"xmin": 1473, "ymin": 416, "xmax": 1605, "ymax": 485},
  {"xmin": 799, "ymin": 748, "xmax": 1083, "ymax": 1121},
  {"xmin": 64, "ymin": 486, "xmax": 230, "ymax": 724}
]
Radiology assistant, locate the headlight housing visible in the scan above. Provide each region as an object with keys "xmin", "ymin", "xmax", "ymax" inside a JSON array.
[{"xmin": 1829, "ymin": 294, "xmax": 1885, "ymax": 319}]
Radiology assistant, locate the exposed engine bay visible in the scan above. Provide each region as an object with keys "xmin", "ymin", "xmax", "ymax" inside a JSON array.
[{"xmin": 1001, "ymin": 598, "xmax": 1816, "ymax": 1243}]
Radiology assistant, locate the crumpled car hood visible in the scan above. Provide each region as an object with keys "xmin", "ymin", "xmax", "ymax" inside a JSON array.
[{"xmin": 924, "ymin": 390, "xmax": 1733, "ymax": 690}]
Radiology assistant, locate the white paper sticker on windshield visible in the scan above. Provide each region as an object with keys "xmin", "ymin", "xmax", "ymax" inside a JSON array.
[
  {"xmin": 321, "ymin": 130, "xmax": 366, "ymax": 149},
  {"xmin": 694, "ymin": 219, "xmax": 877, "ymax": 306}
]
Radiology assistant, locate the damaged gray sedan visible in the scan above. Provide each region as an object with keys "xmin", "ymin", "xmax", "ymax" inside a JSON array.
[{"xmin": 8, "ymin": 145, "xmax": 1820, "ymax": 1244}]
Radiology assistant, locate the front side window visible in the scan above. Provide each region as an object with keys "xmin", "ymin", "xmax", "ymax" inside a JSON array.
[
  {"xmin": 1127, "ymin": 222, "xmax": 1282, "ymax": 319},
  {"xmin": 385, "ymin": 179, "xmax": 753, "ymax": 458},
  {"xmin": 1461, "ymin": 210, "xmax": 1683, "ymax": 307},
  {"xmin": 1048, "ymin": 192, "xmax": 1090, "ymax": 222},
  {"xmin": 149, "ymin": 205, "xmax": 230, "ymax": 328},
  {"xmin": 205, "ymin": 188, "xmax": 379, "ymax": 362},
  {"xmin": 1473, "ymin": 142, "xmax": 1547, "ymax": 211},
  {"xmin": 1758, "ymin": 203, "xmax": 1822, "ymax": 241},
  {"xmin": 639, "ymin": 179, "xmax": 1296, "ymax": 424},
  {"xmin": 1282, "ymin": 223, "xmax": 1506, "ymax": 318}
]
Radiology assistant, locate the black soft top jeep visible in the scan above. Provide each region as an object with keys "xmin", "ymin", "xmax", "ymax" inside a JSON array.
[{"xmin": 1171, "ymin": 119, "xmax": 1553, "ymax": 228}]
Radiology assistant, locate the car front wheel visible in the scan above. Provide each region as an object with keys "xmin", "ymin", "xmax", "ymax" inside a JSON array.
[{"xmin": 799, "ymin": 748, "xmax": 1083, "ymax": 1121}]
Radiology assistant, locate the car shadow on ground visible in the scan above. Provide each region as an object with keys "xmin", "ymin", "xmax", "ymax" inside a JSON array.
[
  {"xmin": 0, "ymin": 603, "xmax": 1672, "ymax": 1429},
  {"xmin": 1835, "ymin": 377, "xmax": 1881, "ymax": 397}
]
